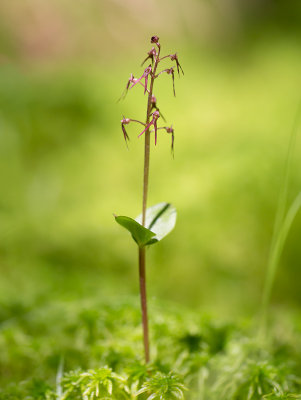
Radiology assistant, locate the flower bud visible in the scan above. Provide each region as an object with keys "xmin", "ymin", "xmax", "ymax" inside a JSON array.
[
  {"xmin": 151, "ymin": 95, "xmax": 157, "ymax": 105},
  {"xmin": 151, "ymin": 36, "xmax": 159, "ymax": 44}
]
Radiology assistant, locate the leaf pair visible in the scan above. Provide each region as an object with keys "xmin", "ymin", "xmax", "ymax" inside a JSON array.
[{"xmin": 115, "ymin": 202, "xmax": 176, "ymax": 248}]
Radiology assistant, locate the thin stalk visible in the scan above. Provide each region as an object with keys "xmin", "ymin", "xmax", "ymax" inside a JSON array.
[
  {"xmin": 259, "ymin": 101, "xmax": 301, "ymax": 335},
  {"xmin": 139, "ymin": 46, "xmax": 161, "ymax": 364},
  {"xmin": 139, "ymin": 247, "xmax": 149, "ymax": 363},
  {"xmin": 269, "ymin": 101, "xmax": 301, "ymax": 258},
  {"xmin": 260, "ymin": 192, "xmax": 301, "ymax": 334}
]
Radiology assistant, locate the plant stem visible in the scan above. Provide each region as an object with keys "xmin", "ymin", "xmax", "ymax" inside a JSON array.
[
  {"xmin": 138, "ymin": 247, "xmax": 149, "ymax": 363},
  {"xmin": 139, "ymin": 47, "xmax": 161, "ymax": 364}
]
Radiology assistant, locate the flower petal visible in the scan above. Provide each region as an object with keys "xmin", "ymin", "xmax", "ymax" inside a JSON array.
[
  {"xmin": 121, "ymin": 123, "xmax": 129, "ymax": 147},
  {"xmin": 154, "ymin": 120, "xmax": 158, "ymax": 145},
  {"xmin": 138, "ymin": 121, "xmax": 152, "ymax": 138}
]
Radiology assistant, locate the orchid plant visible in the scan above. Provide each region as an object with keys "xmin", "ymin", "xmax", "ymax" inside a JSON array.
[{"xmin": 115, "ymin": 36, "xmax": 183, "ymax": 363}]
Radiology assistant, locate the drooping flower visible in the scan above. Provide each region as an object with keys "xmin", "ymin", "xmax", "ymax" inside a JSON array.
[
  {"xmin": 155, "ymin": 125, "xmax": 175, "ymax": 155},
  {"xmin": 119, "ymin": 35, "xmax": 182, "ymax": 156},
  {"xmin": 130, "ymin": 65, "xmax": 152, "ymax": 95},
  {"xmin": 121, "ymin": 117, "xmax": 146, "ymax": 147},
  {"xmin": 138, "ymin": 110, "xmax": 160, "ymax": 145},
  {"xmin": 170, "ymin": 53, "xmax": 184, "ymax": 76},
  {"xmin": 121, "ymin": 117, "xmax": 131, "ymax": 146},
  {"xmin": 118, "ymin": 73, "xmax": 136, "ymax": 101},
  {"xmin": 141, "ymin": 47, "xmax": 157, "ymax": 66},
  {"xmin": 166, "ymin": 125, "xmax": 175, "ymax": 155},
  {"xmin": 167, "ymin": 68, "xmax": 176, "ymax": 96}
]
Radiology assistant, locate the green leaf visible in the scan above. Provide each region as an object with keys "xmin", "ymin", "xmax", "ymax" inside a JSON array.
[
  {"xmin": 114, "ymin": 202, "xmax": 176, "ymax": 248},
  {"xmin": 136, "ymin": 202, "xmax": 177, "ymax": 243},
  {"xmin": 115, "ymin": 216, "xmax": 156, "ymax": 248}
]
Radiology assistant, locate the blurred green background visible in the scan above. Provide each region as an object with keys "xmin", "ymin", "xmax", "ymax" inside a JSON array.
[{"xmin": 0, "ymin": 0, "xmax": 301, "ymax": 319}]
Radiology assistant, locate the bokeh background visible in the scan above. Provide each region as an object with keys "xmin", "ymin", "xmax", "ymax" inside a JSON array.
[{"xmin": 0, "ymin": 0, "xmax": 301, "ymax": 319}]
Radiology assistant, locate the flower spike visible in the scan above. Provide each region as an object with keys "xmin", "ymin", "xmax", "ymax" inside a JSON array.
[{"xmin": 119, "ymin": 36, "xmax": 182, "ymax": 155}]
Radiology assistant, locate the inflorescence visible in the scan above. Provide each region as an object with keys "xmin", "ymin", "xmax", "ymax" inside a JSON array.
[{"xmin": 120, "ymin": 35, "xmax": 183, "ymax": 155}]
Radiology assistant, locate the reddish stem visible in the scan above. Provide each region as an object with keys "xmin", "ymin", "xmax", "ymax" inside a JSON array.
[
  {"xmin": 139, "ymin": 247, "xmax": 149, "ymax": 363},
  {"xmin": 139, "ymin": 45, "xmax": 161, "ymax": 364}
]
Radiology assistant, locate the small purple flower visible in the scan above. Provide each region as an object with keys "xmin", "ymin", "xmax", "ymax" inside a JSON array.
[
  {"xmin": 138, "ymin": 110, "xmax": 160, "ymax": 145},
  {"xmin": 121, "ymin": 117, "xmax": 131, "ymax": 146},
  {"xmin": 157, "ymin": 67, "xmax": 175, "ymax": 97},
  {"xmin": 118, "ymin": 73, "xmax": 136, "ymax": 101},
  {"xmin": 151, "ymin": 35, "xmax": 160, "ymax": 50},
  {"xmin": 170, "ymin": 53, "xmax": 184, "ymax": 76},
  {"xmin": 141, "ymin": 47, "xmax": 157, "ymax": 66},
  {"xmin": 166, "ymin": 68, "xmax": 176, "ymax": 96},
  {"xmin": 165, "ymin": 125, "xmax": 175, "ymax": 155},
  {"xmin": 130, "ymin": 65, "xmax": 152, "ymax": 95}
]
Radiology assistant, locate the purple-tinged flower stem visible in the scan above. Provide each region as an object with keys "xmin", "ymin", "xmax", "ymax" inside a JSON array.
[
  {"xmin": 139, "ymin": 37, "xmax": 161, "ymax": 365},
  {"xmin": 130, "ymin": 119, "xmax": 145, "ymax": 126},
  {"xmin": 142, "ymin": 48, "xmax": 160, "ymax": 225}
]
